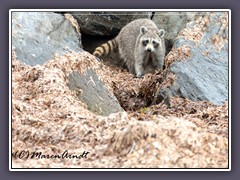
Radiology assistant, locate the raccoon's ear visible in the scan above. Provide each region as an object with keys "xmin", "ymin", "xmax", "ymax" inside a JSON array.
[
  {"xmin": 140, "ymin": 26, "xmax": 148, "ymax": 35},
  {"xmin": 157, "ymin": 29, "xmax": 165, "ymax": 38}
]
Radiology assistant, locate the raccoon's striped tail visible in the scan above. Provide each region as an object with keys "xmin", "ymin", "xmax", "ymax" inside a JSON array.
[{"xmin": 93, "ymin": 39, "xmax": 118, "ymax": 57}]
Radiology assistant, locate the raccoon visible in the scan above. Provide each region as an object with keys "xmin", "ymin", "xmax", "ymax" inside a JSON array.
[{"xmin": 93, "ymin": 18, "xmax": 166, "ymax": 77}]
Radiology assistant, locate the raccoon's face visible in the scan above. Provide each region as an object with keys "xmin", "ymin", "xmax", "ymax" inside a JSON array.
[
  {"xmin": 141, "ymin": 38, "xmax": 161, "ymax": 53},
  {"xmin": 140, "ymin": 26, "xmax": 165, "ymax": 54}
]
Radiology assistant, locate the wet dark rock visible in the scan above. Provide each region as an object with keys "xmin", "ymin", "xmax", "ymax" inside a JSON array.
[{"xmin": 70, "ymin": 11, "xmax": 152, "ymax": 36}]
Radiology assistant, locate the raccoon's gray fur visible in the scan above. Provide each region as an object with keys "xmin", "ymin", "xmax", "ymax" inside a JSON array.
[{"xmin": 93, "ymin": 18, "xmax": 166, "ymax": 77}]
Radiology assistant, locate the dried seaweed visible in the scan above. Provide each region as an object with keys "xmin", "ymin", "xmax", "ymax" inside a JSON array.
[{"xmin": 11, "ymin": 49, "xmax": 228, "ymax": 168}]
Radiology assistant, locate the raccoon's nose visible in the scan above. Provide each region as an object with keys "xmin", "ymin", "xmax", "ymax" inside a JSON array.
[{"xmin": 147, "ymin": 48, "xmax": 152, "ymax": 52}]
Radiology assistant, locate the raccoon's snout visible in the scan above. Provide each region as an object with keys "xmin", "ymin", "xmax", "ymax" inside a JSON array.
[
  {"xmin": 147, "ymin": 48, "xmax": 152, "ymax": 52},
  {"xmin": 146, "ymin": 44, "xmax": 154, "ymax": 52}
]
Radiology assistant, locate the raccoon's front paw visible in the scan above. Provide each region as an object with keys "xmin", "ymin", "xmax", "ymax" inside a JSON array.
[{"xmin": 136, "ymin": 72, "xmax": 143, "ymax": 78}]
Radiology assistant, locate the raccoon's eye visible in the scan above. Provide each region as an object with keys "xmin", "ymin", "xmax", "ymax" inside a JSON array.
[
  {"xmin": 142, "ymin": 40, "xmax": 149, "ymax": 46},
  {"xmin": 152, "ymin": 41, "xmax": 159, "ymax": 48}
]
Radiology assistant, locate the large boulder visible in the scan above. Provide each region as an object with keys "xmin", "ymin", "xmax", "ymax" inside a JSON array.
[
  {"xmin": 70, "ymin": 11, "xmax": 152, "ymax": 36},
  {"xmin": 68, "ymin": 69, "xmax": 124, "ymax": 116},
  {"xmin": 165, "ymin": 12, "xmax": 228, "ymax": 105},
  {"xmin": 12, "ymin": 12, "xmax": 82, "ymax": 66}
]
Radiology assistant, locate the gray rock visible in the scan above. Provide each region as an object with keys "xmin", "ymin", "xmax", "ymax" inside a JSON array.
[
  {"xmin": 152, "ymin": 12, "xmax": 210, "ymax": 53},
  {"xmin": 12, "ymin": 12, "xmax": 82, "ymax": 66},
  {"xmin": 71, "ymin": 11, "xmax": 152, "ymax": 36},
  {"xmin": 68, "ymin": 70, "xmax": 124, "ymax": 116},
  {"xmin": 153, "ymin": 12, "xmax": 188, "ymax": 46},
  {"xmin": 168, "ymin": 12, "xmax": 228, "ymax": 105}
]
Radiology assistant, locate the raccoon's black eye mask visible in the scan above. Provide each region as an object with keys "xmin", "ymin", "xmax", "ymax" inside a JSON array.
[
  {"xmin": 142, "ymin": 39, "xmax": 149, "ymax": 46},
  {"xmin": 152, "ymin": 40, "xmax": 159, "ymax": 48}
]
